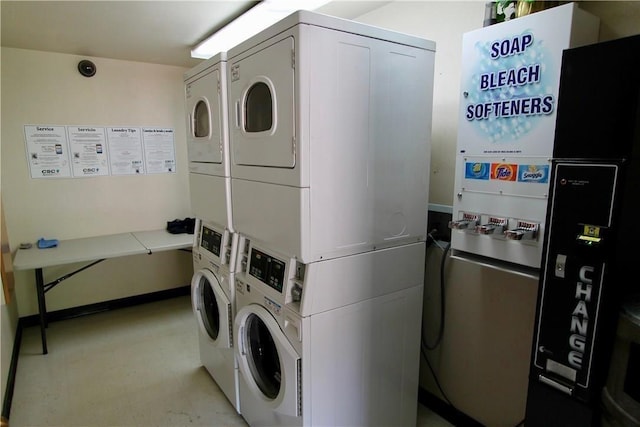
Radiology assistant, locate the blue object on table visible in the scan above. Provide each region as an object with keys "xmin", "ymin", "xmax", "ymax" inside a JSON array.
[{"xmin": 37, "ymin": 238, "xmax": 59, "ymax": 249}]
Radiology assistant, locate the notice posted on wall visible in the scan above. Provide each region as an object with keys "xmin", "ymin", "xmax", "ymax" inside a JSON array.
[
  {"xmin": 142, "ymin": 128, "xmax": 176, "ymax": 174},
  {"xmin": 23, "ymin": 125, "xmax": 176, "ymax": 179},
  {"xmin": 24, "ymin": 125, "xmax": 72, "ymax": 178},
  {"xmin": 107, "ymin": 127, "xmax": 145, "ymax": 175},
  {"xmin": 68, "ymin": 126, "xmax": 109, "ymax": 177}
]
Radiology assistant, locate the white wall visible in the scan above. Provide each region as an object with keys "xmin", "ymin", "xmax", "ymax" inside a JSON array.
[{"xmin": 1, "ymin": 48, "xmax": 193, "ymax": 316}]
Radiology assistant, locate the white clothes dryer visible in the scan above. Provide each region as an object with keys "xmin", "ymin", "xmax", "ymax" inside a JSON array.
[
  {"xmin": 184, "ymin": 53, "xmax": 233, "ymax": 230},
  {"xmin": 191, "ymin": 219, "xmax": 240, "ymax": 413},
  {"xmin": 227, "ymin": 10, "xmax": 435, "ymax": 262},
  {"xmin": 233, "ymin": 236, "xmax": 425, "ymax": 426}
]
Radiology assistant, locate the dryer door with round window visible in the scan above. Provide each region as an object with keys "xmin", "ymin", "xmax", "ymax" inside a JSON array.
[
  {"xmin": 229, "ymin": 36, "xmax": 295, "ymax": 168},
  {"xmin": 185, "ymin": 67, "xmax": 223, "ymax": 165}
]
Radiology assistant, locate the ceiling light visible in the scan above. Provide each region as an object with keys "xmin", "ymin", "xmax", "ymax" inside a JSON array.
[{"xmin": 191, "ymin": 0, "xmax": 331, "ymax": 59}]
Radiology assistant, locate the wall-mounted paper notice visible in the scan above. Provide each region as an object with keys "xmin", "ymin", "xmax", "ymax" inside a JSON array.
[
  {"xmin": 24, "ymin": 125, "xmax": 176, "ymax": 178},
  {"xmin": 106, "ymin": 127, "xmax": 145, "ymax": 175},
  {"xmin": 24, "ymin": 125, "xmax": 72, "ymax": 178},
  {"xmin": 68, "ymin": 126, "xmax": 110, "ymax": 177},
  {"xmin": 142, "ymin": 128, "xmax": 176, "ymax": 174}
]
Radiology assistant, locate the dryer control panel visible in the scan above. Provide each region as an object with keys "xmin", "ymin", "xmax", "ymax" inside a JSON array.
[{"xmin": 195, "ymin": 219, "xmax": 237, "ymax": 272}]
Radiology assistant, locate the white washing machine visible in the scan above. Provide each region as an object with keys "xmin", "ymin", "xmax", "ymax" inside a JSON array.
[
  {"xmin": 227, "ymin": 10, "xmax": 435, "ymax": 262},
  {"xmin": 233, "ymin": 236, "xmax": 425, "ymax": 426},
  {"xmin": 184, "ymin": 53, "xmax": 233, "ymax": 230},
  {"xmin": 191, "ymin": 219, "xmax": 240, "ymax": 413}
]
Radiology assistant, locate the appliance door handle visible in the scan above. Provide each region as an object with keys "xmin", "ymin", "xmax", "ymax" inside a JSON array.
[
  {"xmin": 239, "ymin": 325, "xmax": 245, "ymax": 356},
  {"xmin": 235, "ymin": 100, "xmax": 241, "ymax": 129}
]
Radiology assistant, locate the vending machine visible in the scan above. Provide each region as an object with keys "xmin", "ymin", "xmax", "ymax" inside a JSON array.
[
  {"xmin": 525, "ymin": 34, "xmax": 640, "ymax": 426},
  {"xmin": 449, "ymin": 3, "xmax": 599, "ymax": 271}
]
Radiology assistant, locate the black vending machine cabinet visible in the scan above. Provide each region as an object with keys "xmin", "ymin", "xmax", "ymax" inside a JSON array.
[{"xmin": 525, "ymin": 34, "xmax": 640, "ymax": 426}]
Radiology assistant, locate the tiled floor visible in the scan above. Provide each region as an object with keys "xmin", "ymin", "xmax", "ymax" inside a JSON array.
[{"xmin": 9, "ymin": 295, "xmax": 453, "ymax": 427}]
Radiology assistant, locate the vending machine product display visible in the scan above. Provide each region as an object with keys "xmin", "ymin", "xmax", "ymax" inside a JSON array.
[
  {"xmin": 525, "ymin": 34, "xmax": 640, "ymax": 426},
  {"xmin": 449, "ymin": 3, "xmax": 599, "ymax": 271}
]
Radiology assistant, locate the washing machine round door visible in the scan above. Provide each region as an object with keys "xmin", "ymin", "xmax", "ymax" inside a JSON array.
[
  {"xmin": 235, "ymin": 304, "xmax": 300, "ymax": 416},
  {"xmin": 191, "ymin": 268, "xmax": 232, "ymax": 348}
]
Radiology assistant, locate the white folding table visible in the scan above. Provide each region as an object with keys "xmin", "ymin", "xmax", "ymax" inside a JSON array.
[{"xmin": 13, "ymin": 230, "xmax": 193, "ymax": 354}]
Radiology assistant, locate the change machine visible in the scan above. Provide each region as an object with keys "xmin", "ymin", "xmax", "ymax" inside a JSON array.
[
  {"xmin": 449, "ymin": 3, "xmax": 599, "ymax": 271},
  {"xmin": 525, "ymin": 34, "xmax": 640, "ymax": 426}
]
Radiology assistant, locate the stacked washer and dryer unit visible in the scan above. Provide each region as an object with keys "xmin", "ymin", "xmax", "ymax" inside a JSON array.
[
  {"xmin": 184, "ymin": 53, "xmax": 241, "ymax": 414},
  {"xmin": 226, "ymin": 11, "xmax": 435, "ymax": 427}
]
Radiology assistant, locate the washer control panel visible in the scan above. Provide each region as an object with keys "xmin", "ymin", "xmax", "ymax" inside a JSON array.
[{"xmin": 249, "ymin": 248, "xmax": 286, "ymax": 292}]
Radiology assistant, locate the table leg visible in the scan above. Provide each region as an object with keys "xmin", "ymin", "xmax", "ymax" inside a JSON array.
[{"xmin": 35, "ymin": 268, "xmax": 48, "ymax": 355}]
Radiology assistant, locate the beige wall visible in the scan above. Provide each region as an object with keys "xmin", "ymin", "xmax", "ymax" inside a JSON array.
[
  {"xmin": 1, "ymin": 48, "xmax": 193, "ymax": 316},
  {"xmin": 353, "ymin": 2, "xmax": 640, "ymax": 426},
  {"xmin": 354, "ymin": 1, "xmax": 486, "ymax": 206}
]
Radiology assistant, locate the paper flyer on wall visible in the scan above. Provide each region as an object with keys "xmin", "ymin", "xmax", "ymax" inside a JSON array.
[
  {"xmin": 24, "ymin": 125, "xmax": 72, "ymax": 178},
  {"xmin": 142, "ymin": 128, "xmax": 176, "ymax": 174},
  {"xmin": 24, "ymin": 125, "xmax": 176, "ymax": 178},
  {"xmin": 106, "ymin": 127, "xmax": 145, "ymax": 175},
  {"xmin": 67, "ymin": 126, "xmax": 110, "ymax": 177}
]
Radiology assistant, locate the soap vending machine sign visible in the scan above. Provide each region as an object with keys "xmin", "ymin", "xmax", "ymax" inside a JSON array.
[{"xmin": 450, "ymin": 3, "xmax": 599, "ymax": 269}]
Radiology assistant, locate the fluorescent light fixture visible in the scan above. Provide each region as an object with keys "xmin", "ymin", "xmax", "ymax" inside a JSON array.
[{"xmin": 191, "ymin": 0, "xmax": 331, "ymax": 59}]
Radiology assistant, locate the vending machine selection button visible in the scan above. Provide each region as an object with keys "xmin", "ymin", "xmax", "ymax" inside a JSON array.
[
  {"xmin": 476, "ymin": 217, "xmax": 508, "ymax": 235},
  {"xmin": 449, "ymin": 212, "xmax": 480, "ymax": 231},
  {"xmin": 505, "ymin": 221, "xmax": 539, "ymax": 240},
  {"xmin": 477, "ymin": 224, "xmax": 497, "ymax": 234}
]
